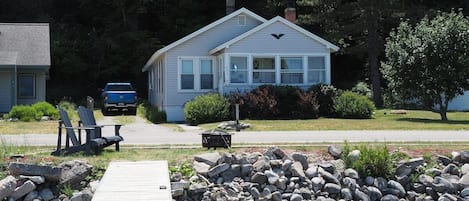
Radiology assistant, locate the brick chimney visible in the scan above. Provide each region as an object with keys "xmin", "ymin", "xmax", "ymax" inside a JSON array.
[
  {"xmin": 226, "ymin": 0, "xmax": 235, "ymax": 15},
  {"xmin": 284, "ymin": 0, "xmax": 297, "ymax": 23}
]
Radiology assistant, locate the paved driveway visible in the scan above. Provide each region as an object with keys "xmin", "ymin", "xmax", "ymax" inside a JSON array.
[{"xmin": 2, "ymin": 116, "xmax": 469, "ymax": 146}]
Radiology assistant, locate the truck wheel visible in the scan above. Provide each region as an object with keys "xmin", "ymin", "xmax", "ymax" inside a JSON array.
[
  {"xmin": 129, "ymin": 108, "xmax": 137, "ymax": 116},
  {"xmin": 101, "ymin": 107, "xmax": 108, "ymax": 116}
]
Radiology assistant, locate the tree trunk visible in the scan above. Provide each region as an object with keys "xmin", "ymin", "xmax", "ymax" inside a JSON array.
[
  {"xmin": 438, "ymin": 98, "xmax": 449, "ymax": 121},
  {"xmin": 367, "ymin": 7, "xmax": 382, "ymax": 107}
]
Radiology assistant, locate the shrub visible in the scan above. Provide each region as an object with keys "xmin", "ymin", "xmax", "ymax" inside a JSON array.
[
  {"xmin": 32, "ymin": 101, "xmax": 59, "ymax": 120},
  {"xmin": 184, "ymin": 93, "xmax": 230, "ymax": 125},
  {"xmin": 343, "ymin": 143, "xmax": 394, "ymax": 179},
  {"xmin": 351, "ymin": 81, "xmax": 372, "ymax": 99},
  {"xmin": 334, "ymin": 91, "xmax": 375, "ymax": 119},
  {"xmin": 138, "ymin": 102, "xmax": 166, "ymax": 124},
  {"xmin": 308, "ymin": 84, "xmax": 338, "ymax": 116},
  {"xmin": 9, "ymin": 105, "xmax": 41, "ymax": 122}
]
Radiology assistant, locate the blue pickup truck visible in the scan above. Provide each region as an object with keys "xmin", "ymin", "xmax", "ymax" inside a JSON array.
[{"xmin": 101, "ymin": 83, "xmax": 137, "ymax": 115}]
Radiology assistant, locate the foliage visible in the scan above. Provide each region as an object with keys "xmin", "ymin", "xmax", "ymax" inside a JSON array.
[
  {"xmin": 343, "ymin": 142, "xmax": 394, "ymax": 179},
  {"xmin": 382, "ymin": 11, "xmax": 469, "ymax": 120},
  {"xmin": 9, "ymin": 105, "xmax": 42, "ymax": 122},
  {"xmin": 169, "ymin": 163, "xmax": 194, "ymax": 178},
  {"xmin": 60, "ymin": 183, "xmax": 75, "ymax": 197},
  {"xmin": 308, "ymin": 84, "xmax": 339, "ymax": 116},
  {"xmin": 31, "ymin": 101, "xmax": 59, "ymax": 120},
  {"xmin": 138, "ymin": 102, "xmax": 166, "ymax": 124},
  {"xmin": 334, "ymin": 91, "xmax": 376, "ymax": 119},
  {"xmin": 184, "ymin": 93, "xmax": 230, "ymax": 125},
  {"xmin": 352, "ymin": 82, "xmax": 372, "ymax": 99},
  {"xmin": 230, "ymin": 85, "xmax": 319, "ymax": 120}
]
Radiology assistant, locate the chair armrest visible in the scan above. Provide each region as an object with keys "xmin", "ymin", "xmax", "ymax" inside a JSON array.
[{"xmin": 59, "ymin": 126, "xmax": 95, "ymax": 130}]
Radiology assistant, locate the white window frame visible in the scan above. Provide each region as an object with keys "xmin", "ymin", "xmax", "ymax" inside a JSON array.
[
  {"xmin": 177, "ymin": 56, "xmax": 215, "ymax": 92},
  {"xmin": 280, "ymin": 56, "xmax": 304, "ymax": 85},
  {"xmin": 307, "ymin": 56, "xmax": 327, "ymax": 84},
  {"xmin": 252, "ymin": 56, "xmax": 276, "ymax": 84},
  {"xmin": 18, "ymin": 74, "xmax": 35, "ymax": 99},
  {"xmin": 228, "ymin": 55, "xmax": 249, "ymax": 85}
]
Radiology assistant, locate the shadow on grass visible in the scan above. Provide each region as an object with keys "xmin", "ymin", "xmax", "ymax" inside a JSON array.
[{"xmin": 396, "ymin": 118, "xmax": 469, "ymax": 124}]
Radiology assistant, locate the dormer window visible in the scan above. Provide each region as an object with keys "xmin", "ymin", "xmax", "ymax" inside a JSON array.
[{"xmin": 238, "ymin": 15, "xmax": 246, "ymax": 26}]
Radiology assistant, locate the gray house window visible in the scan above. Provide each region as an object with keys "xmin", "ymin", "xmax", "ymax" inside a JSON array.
[
  {"xmin": 281, "ymin": 57, "xmax": 303, "ymax": 84},
  {"xmin": 308, "ymin": 57, "xmax": 326, "ymax": 83},
  {"xmin": 230, "ymin": 56, "xmax": 248, "ymax": 84},
  {"xmin": 18, "ymin": 74, "xmax": 35, "ymax": 98},
  {"xmin": 200, "ymin": 60, "xmax": 213, "ymax": 89},
  {"xmin": 181, "ymin": 60, "xmax": 194, "ymax": 90},
  {"xmin": 253, "ymin": 57, "xmax": 275, "ymax": 84}
]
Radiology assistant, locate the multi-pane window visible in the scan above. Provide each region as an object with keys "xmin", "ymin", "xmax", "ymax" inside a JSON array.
[
  {"xmin": 308, "ymin": 57, "xmax": 326, "ymax": 83},
  {"xmin": 18, "ymin": 74, "xmax": 35, "ymax": 98},
  {"xmin": 180, "ymin": 60, "xmax": 194, "ymax": 90},
  {"xmin": 230, "ymin": 56, "xmax": 248, "ymax": 84},
  {"xmin": 200, "ymin": 60, "xmax": 213, "ymax": 90},
  {"xmin": 252, "ymin": 57, "xmax": 275, "ymax": 84},
  {"xmin": 281, "ymin": 57, "xmax": 303, "ymax": 84}
]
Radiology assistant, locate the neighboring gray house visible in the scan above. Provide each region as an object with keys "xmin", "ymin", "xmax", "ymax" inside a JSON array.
[
  {"xmin": 142, "ymin": 8, "xmax": 339, "ymax": 122},
  {"xmin": 0, "ymin": 23, "xmax": 50, "ymax": 113}
]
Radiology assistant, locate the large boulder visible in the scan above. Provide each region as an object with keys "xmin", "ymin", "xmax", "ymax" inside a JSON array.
[
  {"xmin": 194, "ymin": 152, "xmax": 221, "ymax": 167},
  {"xmin": 8, "ymin": 163, "xmax": 61, "ymax": 182},
  {"xmin": 59, "ymin": 160, "xmax": 93, "ymax": 189},
  {"xmin": 0, "ymin": 176, "xmax": 17, "ymax": 200}
]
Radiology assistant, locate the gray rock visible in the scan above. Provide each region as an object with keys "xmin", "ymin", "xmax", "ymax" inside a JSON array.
[
  {"xmin": 438, "ymin": 155, "xmax": 452, "ymax": 166},
  {"xmin": 265, "ymin": 170, "xmax": 280, "ymax": 185},
  {"xmin": 343, "ymin": 177, "xmax": 357, "ymax": 192},
  {"xmin": 425, "ymin": 168, "xmax": 442, "ymax": 177},
  {"xmin": 344, "ymin": 168, "xmax": 359, "ymax": 179},
  {"xmin": 432, "ymin": 176, "xmax": 456, "ymax": 193},
  {"xmin": 418, "ymin": 174, "xmax": 434, "ymax": 186},
  {"xmin": 271, "ymin": 147, "xmax": 287, "ymax": 159},
  {"xmin": 19, "ymin": 175, "xmax": 45, "ymax": 184},
  {"xmin": 395, "ymin": 164, "xmax": 412, "ymax": 177},
  {"xmin": 221, "ymin": 152, "xmax": 234, "ymax": 164},
  {"xmin": 348, "ymin": 150, "xmax": 361, "ymax": 162},
  {"xmin": 282, "ymin": 159, "xmax": 293, "ymax": 171},
  {"xmin": 375, "ymin": 177, "xmax": 388, "ymax": 190},
  {"xmin": 290, "ymin": 193, "xmax": 302, "ymax": 201},
  {"xmin": 24, "ymin": 191, "xmax": 38, "ymax": 201},
  {"xmin": 241, "ymin": 164, "xmax": 253, "ymax": 177},
  {"xmin": 460, "ymin": 151, "xmax": 469, "ymax": 163},
  {"xmin": 250, "ymin": 187, "xmax": 260, "ymax": 199},
  {"xmin": 170, "ymin": 172, "xmax": 182, "ymax": 182},
  {"xmin": 305, "ymin": 166, "xmax": 319, "ymax": 178},
  {"xmin": 451, "ymin": 151, "xmax": 461, "ymax": 163},
  {"xmin": 319, "ymin": 163, "xmax": 335, "ymax": 174},
  {"xmin": 290, "ymin": 162, "xmax": 306, "ymax": 178},
  {"xmin": 208, "ymin": 163, "xmax": 230, "ymax": 178},
  {"xmin": 0, "ymin": 176, "xmax": 17, "ymax": 200},
  {"xmin": 59, "ymin": 160, "xmax": 92, "ymax": 189},
  {"xmin": 251, "ymin": 172, "xmax": 267, "ymax": 184},
  {"xmin": 331, "ymin": 159, "xmax": 346, "ymax": 173},
  {"xmin": 9, "ymin": 163, "xmax": 61, "ymax": 182},
  {"xmin": 311, "ymin": 177, "xmax": 325, "ymax": 193},
  {"xmin": 442, "ymin": 164, "xmax": 459, "ymax": 175},
  {"xmin": 412, "ymin": 183, "xmax": 426, "ymax": 193},
  {"xmin": 319, "ymin": 167, "xmax": 340, "ymax": 185},
  {"xmin": 276, "ymin": 176, "xmax": 288, "ymax": 190},
  {"xmin": 354, "ymin": 189, "xmax": 370, "ymax": 201},
  {"xmin": 271, "ymin": 191, "xmax": 282, "ymax": 201},
  {"xmin": 324, "ymin": 183, "xmax": 341, "ymax": 195},
  {"xmin": 39, "ymin": 188, "xmax": 54, "ymax": 201},
  {"xmin": 11, "ymin": 180, "xmax": 36, "ymax": 200},
  {"xmin": 395, "ymin": 175, "xmax": 410, "ymax": 189},
  {"xmin": 299, "ymin": 187, "xmax": 312, "ymax": 199},
  {"xmin": 387, "ymin": 180, "xmax": 405, "ymax": 197},
  {"xmin": 365, "ymin": 176, "xmax": 375, "ymax": 186},
  {"xmin": 462, "ymin": 164, "xmax": 469, "ymax": 175},
  {"xmin": 171, "ymin": 182, "xmax": 185, "ymax": 197},
  {"xmin": 292, "ymin": 153, "xmax": 308, "ymax": 170},
  {"xmin": 381, "ymin": 194, "xmax": 399, "ymax": 201},
  {"xmin": 270, "ymin": 160, "xmax": 283, "ymax": 167},
  {"xmin": 260, "ymin": 188, "xmax": 272, "ymax": 199},
  {"xmin": 193, "ymin": 161, "xmax": 211, "ymax": 175},
  {"xmin": 253, "ymin": 158, "xmax": 270, "ymax": 172},
  {"xmin": 247, "ymin": 152, "xmax": 263, "ymax": 164},
  {"xmin": 459, "ymin": 174, "xmax": 469, "ymax": 188},
  {"xmin": 189, "ymin": 182, "xmax": 208, "ymax": 194},
  {"xmin": 440, "ymin": 193, "xmax": 458, "ymax": 201},
  {"xmin": 425, "ymin": 187, "xmax": 438, "ymax": 201},
  {"xmin": 328, "ymin": 145, "xmax": 343, "ymax": 159},
  {"xmin": 194, "ymin": 152, "xmax": 221, "ymax": 167},
  {"xmin": 367, "ymin": 186, "xmax": 383, "ymax": 201},
  {"xmin": 341, "ymin": 188, "xmax": 353, "ymax": 200},
  {"xmin": 405, "ymin": 157, "xmax": 424, "ymax": 170},
  {"xmin": 461, "ymin": 187, "xmax": 469, "ymax": 197}
]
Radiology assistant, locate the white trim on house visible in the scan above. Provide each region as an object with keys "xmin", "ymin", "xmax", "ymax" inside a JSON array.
[
  {"xmin": 210, "ymin": 16, "xmax": 340, "ymax": 55},
  {"xmin": 142, "ymin": 8, "xmax": 267, "ymax": 72},
  {"xmin": 224, "ymin": 53, "xmax": 330, "ymax": 86},
  {"xmin": 177, "ymin": 56, "xmax": 216, "ymax": 93}
]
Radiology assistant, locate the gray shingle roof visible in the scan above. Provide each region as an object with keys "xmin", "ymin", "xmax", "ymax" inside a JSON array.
[
  {"xmin": 0, "ymin": 51, "xmax": 17, "ymax": 65},
  {"xmin": 0, "ymin": 23, "xmax": 50, "ymax": 66}
]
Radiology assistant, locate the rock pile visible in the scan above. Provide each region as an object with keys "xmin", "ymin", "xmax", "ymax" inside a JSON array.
[
  {"xmin": 171, "ymin": 147, "xmax": 469, "ymax": 201},
  {"xmin": 0, "ymin": 160, "xmax": 97, "ymax": 201}
]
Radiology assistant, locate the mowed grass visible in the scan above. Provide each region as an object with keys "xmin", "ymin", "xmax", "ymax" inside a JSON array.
[{"xmin": 200, "ymin": 109, "xmax": 469, "ymax": 131}]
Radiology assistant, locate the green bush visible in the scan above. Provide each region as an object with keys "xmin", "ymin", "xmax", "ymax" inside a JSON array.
[
  {"xmin": 32, "ymin": 101, "xmax": 59, "ymax": 120},
  {"xmin": 184, "ymin": 93, "xmax": 230, "ymax": 125},
  {"xmin": 334, "ymin": 91, "xmax": 375, "ymax": 119},
  {"xmin": 138, "ymin": 102, "xmax": 166, "ymax": 123},
  {"xmin": 351, "ymin": 81, "xmax": 372, "ymax": 99},
  {"xmin": 343, "ymin": 143, "xmax": 394, "ymax": 179},
  {"xmin": 308, "ymin": 84, "xmax": 338, "ymax": 116},
  {"xmin": 9, "ymin": 105, "xmax": 41, "ymax": 122}
]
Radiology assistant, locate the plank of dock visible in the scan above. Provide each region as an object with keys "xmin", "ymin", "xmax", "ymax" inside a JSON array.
[{"xmin": 92, "ymin": 161, "xmax": 172, "ymax": 201}]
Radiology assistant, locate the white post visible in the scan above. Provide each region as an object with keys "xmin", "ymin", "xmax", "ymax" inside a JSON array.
[{"xmin": 235, "ymin": 104, "xmax": 240, "ymax": 131}]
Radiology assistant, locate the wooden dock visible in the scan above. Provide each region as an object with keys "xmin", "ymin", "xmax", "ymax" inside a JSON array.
[{"xmin": 92, "ymin": 161, "xmax": 172, "ymax": 201}]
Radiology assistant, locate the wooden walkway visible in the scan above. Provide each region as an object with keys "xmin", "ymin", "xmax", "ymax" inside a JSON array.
[{"xmin": 92, "ymin": 161, "xmax": 172, "ymax": 201}]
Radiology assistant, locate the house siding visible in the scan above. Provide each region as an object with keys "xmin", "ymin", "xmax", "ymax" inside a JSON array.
[
  {"xmin": 0, "ymin": 70, "xmax": 13, "ymax": 113},
  {"xmin": 447, "ymin": 90, "xmax": 469, "ymax": 111},
  {"xmin": 163, "ymin": 14, "xmax": 263, "ymax": 122}
]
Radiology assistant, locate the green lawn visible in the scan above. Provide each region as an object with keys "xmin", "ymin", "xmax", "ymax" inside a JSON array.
[{"xmin": 199, "ymin": 109, "xmax": 469, "ymax": 131}]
